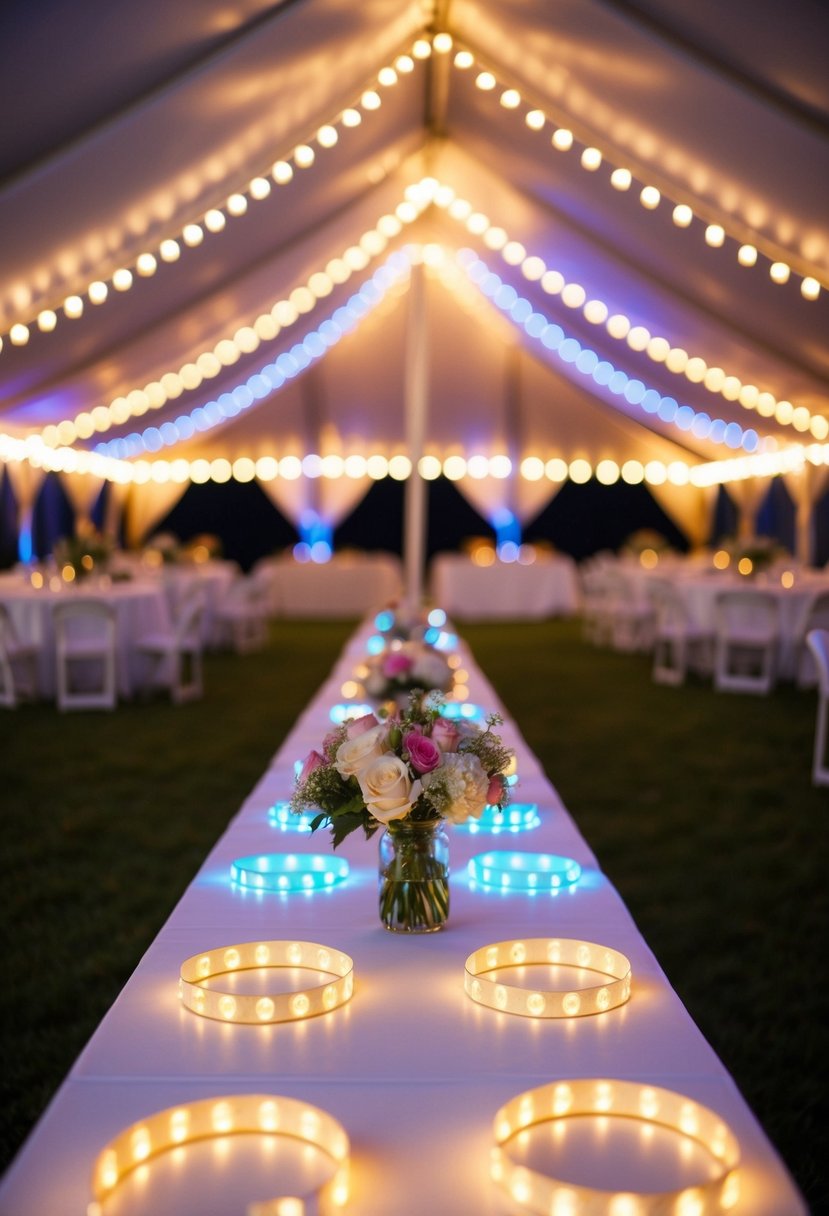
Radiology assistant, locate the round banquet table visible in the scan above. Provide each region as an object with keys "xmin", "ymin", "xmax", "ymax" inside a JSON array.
[
  {"xmin": 429, "ymin": 552, "xmax": 580, "ymax": 619},
  {"xmin": 0, "ymin": 576, "xmax": 171, "ymax": 698}
]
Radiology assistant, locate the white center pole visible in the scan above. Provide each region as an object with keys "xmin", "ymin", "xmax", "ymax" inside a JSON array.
[{"xmin": 403, "ymin": 261, "xmax": 428, "ymax": 609}]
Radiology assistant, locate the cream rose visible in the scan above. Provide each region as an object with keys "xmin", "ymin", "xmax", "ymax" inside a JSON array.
[
  {"xmin": 435, "ymin": 752, "xmax": 489, "ymax": 824},
  {"xmin": 335, "ymin": 724, "xmax": 388, "ymax": 779},
  {"xmin": 358, "ymin": 754, "xmax": 422, "ymax": 824}
]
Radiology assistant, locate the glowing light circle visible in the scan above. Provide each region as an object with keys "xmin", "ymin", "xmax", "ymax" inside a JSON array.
[
  {"xmin": 90, "ymin": 1094, "xmax": 350, "ymax": 1212},
  {"xmin": 179, "ymin": 939, "xmax": 354, "ymax": 1024},
  {"xmin": 468, "ymin": 850, "xmax": 582, "ymax": 892},
  {"xmin": 230, "ymin": 853, "xmax": 349, "ymax": 892},
  {"xmin": 464, "ymin": 938, "xmax": 631, "ymax": 1018},
  {"xmin": 491, "ymin": 1078, "xmax": 740, "ymax": 1214},
  {"xmin": 454, "ymin": 803, "xmax": 541, "ymax": 834},
  {"xmin": 268, "ymin": 801, "xmax": 317, "ymax": 832}
]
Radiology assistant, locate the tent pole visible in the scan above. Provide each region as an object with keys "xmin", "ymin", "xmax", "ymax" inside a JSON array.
[{"xmin": 403, "ymin": 262, "xmax": 428, "ymax": 608}]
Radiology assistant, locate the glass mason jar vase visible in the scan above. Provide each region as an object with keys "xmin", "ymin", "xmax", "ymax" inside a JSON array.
[{"xmin": 378, "ymin": 818, "xmax": 450, "ymax": 933}]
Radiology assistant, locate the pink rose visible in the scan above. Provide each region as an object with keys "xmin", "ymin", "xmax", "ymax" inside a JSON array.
[
  {"xmin": 346, "ymin": 712, "xmax": 380, "ymax": 739},
  {"xmin": 298, "ymin": 749, "xmax": 324, "ymax": 784},
  {"xmin": 405, "ymin": 732, "xmax": 442, "ymax": 774},
  {"xmin": 383, "ymin": 652, "xmax": 413, "ymax": 678},
  {"xmin": 487, "ymin": 774, "xmax": 507, "ymax": 805},
  {"xmin": 431, "ymin": 717, "xmax": 460, "ymax": 752},
  {"xmin": 322, "ymin": 729, "xmax": 341, "ymax": 755}
]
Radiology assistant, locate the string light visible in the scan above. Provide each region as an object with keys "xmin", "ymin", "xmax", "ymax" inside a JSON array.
[
  {"xmin": 491, "ymin": 1079, "xmax": 740, "ymax": 1215},
  {"xmin": 448, "ymin": 43, "xmax": 824, "ymax": 301},
  {"xmin": 0, "ymin": 35, "xmax": 433, "ymax": 353},
  {"xmin": 432, "ymin": 194, "xmax": 827, "ymax": 439},
  {"xmin": 179, "ymin": 939, "xmax": 354, "ymax": 1023},
  {"xmin": 89, "ymin": 1094, "xmax": 350, "ymax": 1214},
  {"xmin": 465, "ymin": 938, "xmax": 632, "ymax": 1017},
  {"xmin": 455, "ymin": 249, "xmax": 762, "ymax": 453}
]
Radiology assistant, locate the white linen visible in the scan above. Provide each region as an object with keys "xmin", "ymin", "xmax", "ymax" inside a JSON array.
[
  {"xmin": 259, "ymin": 552, "xmax": 403, "ymax": 617},
  {"xmin": 430, "ymin": 553, "xmax": 580, "ymax": 619},
  {"xmin": 0, "ymin": 620, "xmax": 804, "ymax": 1215},
  {"xmin": 0, "ymin": 577, "xmax": 171, "ymax": 698}
]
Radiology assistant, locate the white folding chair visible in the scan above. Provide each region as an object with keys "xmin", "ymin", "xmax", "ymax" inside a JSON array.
[
  {"xmin": 604, "ymin": 571, "xmax": 656, "ymax": 653},
  {"xmin": 137, "ymin": 594, "xmax": 204, "ymax": 703},
  {"xmin": 0, "ymin": 602, "xmax": 40, "ymax": 707},
  {"xmin": 650, "ymin": 582, "xmax": 713, "ymax": 686},
  {"xmin": 795, "ymin": 591, "xmax": 829, "ymax": 687},
  {"xmin": 215, "ymin": 575, "xmax": 271, "ymax": 654},
  {"xmin": 713, "ymin": 589, "xmax": 779, "ymax": 694},
  {"xmin": 53, "ymin": 599, "xmax": 117, "ymax": 711},
  {"xmin": 806, "ymin": 629, "xmax": 829, "ymax": 786}
]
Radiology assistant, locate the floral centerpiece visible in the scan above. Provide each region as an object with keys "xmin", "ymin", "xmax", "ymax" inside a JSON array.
[
  {"xmin": 374, "ymin": 600, "xmax": 433, "ymax": 643},
  {"xmin": 725, "ymin": 535, "xmax": 786, "ymax": 576},
  {"xmin": 292, "ymin": 694, "xmax": 512, "ymax": 933},
  {"xmin": 360, "ymin": 640, "xmax": 454, "ymax": 704},
  {"xmin": 53, "ymin": 528, "xmax": 113, "ymax": 580}
]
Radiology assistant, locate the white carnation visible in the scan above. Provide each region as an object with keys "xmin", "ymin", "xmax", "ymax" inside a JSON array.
[{"xmin": 435, "ymin": 752, "xmax": 488, "ymax": 824}]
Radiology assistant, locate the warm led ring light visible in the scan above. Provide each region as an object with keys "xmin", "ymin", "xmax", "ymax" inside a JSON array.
[
  {"xmin": 89, "ymin": 1093, "xmax": 350, "ymax": 1216},
  {"xmin": 230, "ymin": 853, "xmax": 349, "ymax": 892},
  {"xmin": 491, "ymin": 1078, "xmax": 740, "ymax": 1215},
  {"xmin": 465, "ymin": 938, "xmax": 631, "ymax": 1018},
  {"xmin": 179, "ymin": 940, "xmax": 355, "ymax": 1024}
]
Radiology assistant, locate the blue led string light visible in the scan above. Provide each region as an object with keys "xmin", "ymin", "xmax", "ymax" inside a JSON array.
[
  {"xmin": 96, "ymin": 252, "xmax": 411, "ymax": 459},
  {"xmin": 457, "ymin": 250, "xmax": 759, "ymax": 454}
]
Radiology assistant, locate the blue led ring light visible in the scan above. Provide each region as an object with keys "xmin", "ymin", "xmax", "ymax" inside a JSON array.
[
  {"xmin": 468, "ymin": 850, "xmax": 581, "ymax": 892},
  {"xmin": 230, "ymin": 853, "xmax": 349, "ymax": 893}
]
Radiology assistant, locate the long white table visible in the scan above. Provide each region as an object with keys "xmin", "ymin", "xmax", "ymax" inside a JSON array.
[
  {"xmin": 430, "ymin": 553, "xmax": 580, "ymax": 620},
  {"xmin": 0, "ymin": 621, "xmax": 804, "ymax": 1215}
]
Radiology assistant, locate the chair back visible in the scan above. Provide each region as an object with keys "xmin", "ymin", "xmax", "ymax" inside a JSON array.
[
  {"xmin": 52, "ymin": 598, "xmax": 117, "ymax": 710},
  {"xmin": 806, "ymin": 629, "xmax": 829, "ymax": 697},
  {"xmin": 53, "ymin": 598, "xmax": 116, "ymax": 644},
  {"xmin": 175, "ymin": 593, "xmax": 205, "ymax": 647},
  {"xmin": 714, "ymin": 590, "xmax": 778, "ymax": 637}
]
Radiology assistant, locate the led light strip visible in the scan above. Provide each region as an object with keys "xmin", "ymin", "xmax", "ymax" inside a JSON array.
[
  {"xmin": 0, "ymin": 36, "xmax": 438, "ymax": 356},
  {"xmin": 468, "ymin": 850, "xmax": 582, "ymax": 892},
  {"xmin": 431, "ymin": 188, "xmax": 827, "ymax": 440},
  {"xmin": 464, "ymin": 938, "xmax": 631, "ymax": 1018},
  {"xmin": 491, "ymin": 1078, "xmax": 740, "ymax": 1214},
  {"xmin": 230, "ymin": 853, "xmax": 349, "ymax": 893},
  {"xmin": 179, "ymin": 939, "xmax": 354, "ymax": 1024},
  {"xmin": 88, "ymin": 1094, "xmax": 350, "ymax": 1215},
  {"xmin": 454, "ymin": 802, "xmax": 540, "ymax": 834},
  {"xmin": 450, "ymin": 40, "xmax": 823, "ymax": 301},
  {"xmin": 458, "ymin": 250, "xmax": 762, "ymax": 454}
]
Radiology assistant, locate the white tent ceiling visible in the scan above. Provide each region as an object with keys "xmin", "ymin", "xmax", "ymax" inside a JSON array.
[{"xmin": 1, "ymin": 0, "xmax": 827, "ymax": 521}]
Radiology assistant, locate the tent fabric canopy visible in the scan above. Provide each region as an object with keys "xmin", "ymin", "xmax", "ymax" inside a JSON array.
[{"xmin": 1, "ymin": 0, "xmax": 827, "ymax": 551}]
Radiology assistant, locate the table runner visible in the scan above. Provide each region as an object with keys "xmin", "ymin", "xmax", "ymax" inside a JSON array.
[{"xmin": 0, "ymin": 620, "xmax": 805, "ymax": 1214}]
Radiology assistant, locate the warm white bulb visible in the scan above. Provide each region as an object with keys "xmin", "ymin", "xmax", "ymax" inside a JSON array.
[
  {"xmin": 500, "ymin": 89, "xmax": 520, "ymax": 109},
  {"xmin": 770, "ymin": 261, "xmax": 790, "ymax": 284},
  {"xmin": 551, "ymin": 128, "xmax": 573, "ymax": 151},
  {"xmin": 317, "ymin": 125, "xmax": 338, "ymax": 148},
  {"xmin": 640, "ymin": 185, "xmax": 661, "ymax": 210},
  {"xmin": 226, "ymin": 193, "xmax": 248, "ymax": 215},
  {"xmin": 88, "ymin": 280, "xmax": 108, "ymax": 304},
  {"xmin": 249, "ymin": 176, "xmax": 271, "ymax": 200},
  {"xmin": 182, "ymin": 224, "xmax": 203, "ymax": 247},
  {"xmin": 37, "ymin": 309, "xmax": 57, "ymax": 332},
  {"xmin": 737, "ymin": 244, "xmax": 757, "ymax": 267},
  {"xmin": 454, "ymin": 50, "xmax": 474, "ymax": 69},
  {"xmin": 63, "ymin": 295, "xmax": 84, "ymax": 318},
  {"xmin": 704, "ymin": 224, "xmax": 725, "ymax": 247},
  {"xmin": 112, "ymin": 267, "xmax": 133, "ymax": 291},
  {"xmin": 475, "ymin": 72, "xmax": 496, "ymax": 90},
  {"xmin": 610, "ymin": 168, "xmax": 632, "ymax": 191},
  {"xmin": 271, "ymin": 161, "xmax": 294, "ymax": 183},
  {"xmin": 136, "ymin": 253, "xmax": 157, "ymax": 276},
  {"xmin": 672, "ymin": 204, "xmax": 693, "ymax": 227},
  {"xmin": 160, "ymin": 239, "xmax": 180, "ymax": 262},
  {"xmin": 801, "ymin": 276, "xmax": 820, "ymax": 300},
  {"xmin": 360, "ymin": 91, "xmax": 381, "ymax": 111},
  {"xmin": 433, "ymin": 32, "xmax": 453, "ymax": 53},
  {"xmin": 581, "ymin": 147, "xmax": 602, "ymax": 171},
  {"xmin": 525, "ymin": 109, "xmax": 545, "ymax": 131},
  {"xmin": 10, "ymin": 322, "xmax": 30, "ymax": 345}
]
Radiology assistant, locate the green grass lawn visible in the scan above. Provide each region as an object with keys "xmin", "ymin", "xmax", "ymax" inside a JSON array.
[{"xmin": 1, "ymin": 617, "xmax": 826, "ymax": 1209}]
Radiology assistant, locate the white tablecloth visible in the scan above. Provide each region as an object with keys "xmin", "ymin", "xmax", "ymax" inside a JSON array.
[
  {"xmin": 0, "ymin": 577, "xmax": 171, "ymax": 698},
  {"xmin": 430, "ymin": 554, "xmax": 580, "ymax": 619},
  {"xmin": 0, "ymin": 621, "xmax": 804, "ymax": 1215},
  {"xmin": 258, "ymin": 553, "xmax": 403, "ymax": 617}
]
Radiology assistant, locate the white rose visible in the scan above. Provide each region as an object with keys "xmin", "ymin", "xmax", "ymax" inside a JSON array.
[
  {"xmin": 358, "ymin": 754, "xmax": 422, "ymax": 824},
  {"xmin": 436, "ymin": 752, "xmax": 489, "ymax": 824},
  {"xmin": 335, "ymin": 724, "xmax": 388, "ymax": 779}
]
